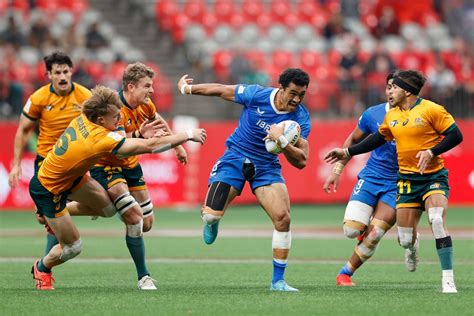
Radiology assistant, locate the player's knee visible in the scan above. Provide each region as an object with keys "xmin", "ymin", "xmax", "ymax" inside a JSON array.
[
  {"xmin": 428, "ymin": 207, "xmax": 447, "ymax": 239},
  {"xmin": 343, "ymin": 225, "xmax": 362, "ymax": 239},
  {"xmin": 36, "ymin": 212, "xmax": 46, "ymax": 225},
  {"xmin": 272, "ymin": 212, "xmax": 290, "ymax": 231},
  {"xmin": 142, "ymin": 216, "xmax": 153, "ymax": 232},
  {"xmin": 114, "ymin": 192, "xmax": 139, "ymax": 217},
  {"xmin": 126, "ymin": 219, "xmax": 143, "ymax": 238},
  {"xmin": 102, "ymin": 204, "xmax": 117, "ymax": 218},
  {"xmin": 398, "ymin": 227, "xmax": 414, "ymax": 249},
  {"xmin": 59, "ymin": 239, "xmax": 83, "ymax": 262},
  {"xmin": 201, "ymin": 205, "xmax": 223, "ymax": 225}
]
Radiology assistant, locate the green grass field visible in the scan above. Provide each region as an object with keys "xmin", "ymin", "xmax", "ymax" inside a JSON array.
[{"xmin": 1, "ymin": 205, "xmax": 473, "ymax": 315}]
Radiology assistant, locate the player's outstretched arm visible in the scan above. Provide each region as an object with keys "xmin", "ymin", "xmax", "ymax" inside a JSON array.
[
  {"xmin": 116, "ymin": 128, "xmax": 207, "ymax": 156},
  {"xmin": 153, "ymin": 112, "xmax": 188, "ymax": 165},
  {"xmin": 177, "ymin": 74, "xmax": 237, "ymax": 102},
  {"xmin": 323, "ymin": 126, "xmax": 368, "ymax": 193},
  {"xmin": 9, "ymin": 114, "xmax": 36, "ymax": 187}
]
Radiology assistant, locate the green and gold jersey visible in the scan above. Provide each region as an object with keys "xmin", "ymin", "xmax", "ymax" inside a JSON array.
[{"xmin": 378, "ymin": 98, "xmax": 456, "ymax": 174}]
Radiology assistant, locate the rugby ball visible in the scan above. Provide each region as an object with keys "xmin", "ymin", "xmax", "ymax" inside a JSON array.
[{"xmin": 265, "ymin": 120, "xmax": 301, "ymax": 154}]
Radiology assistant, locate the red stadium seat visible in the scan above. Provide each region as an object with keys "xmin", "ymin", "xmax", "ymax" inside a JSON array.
[
  {"xmin": 270, "ymin": 0, "xmax": 292, "ymax": 21},
  {"xmin": 299, "ymin": 50, "xmax": 324, "ymax": 72},
  {"xmin": 272, "ymin": 50, "xmax": 294, "ymax": 71},
  {"xmin": 214, "ymin": 0, "xmax": 237, "ymax": 24},
  {"xmin": 227, "ymin": 12, "xmax": 245, "ymax": 30},
  {"xmin": 244, "ymin": 50, "xmax": 267, "ymax": 69},
  {"xmin": 255, "ymin": 13, "xmax": 273, "ymax": 32},
  {"xmin": 200, "ymin": 12, "xmax": 218, "ymax": 35},
  {"xmin": 297, "ymin": 0, "xmax": 320, "ymax": 23},
  {"xmin": 155, "ymin": 0, "xmax": 179, "ymax": 31},
  {"xmin": 242, "ymin": 0, "xmax": 263, "ymax": 21},
  {"xmin": 11, "ymin": 0, "xmax": 29, "ymax": 11},
  {"xmin": 213, "ymin": 50, "xmax": 233, "ymax": 82},
  {"xmin": 184, "ymin": 0, "xmax": 206, "ymax": 23},
  {"xmin": 85, "ymin": 61, "xmax": 104, "ymax": 81},
  {"xmin": 170, "ymin": 13, "xmax": 191, "ymax": 44}
]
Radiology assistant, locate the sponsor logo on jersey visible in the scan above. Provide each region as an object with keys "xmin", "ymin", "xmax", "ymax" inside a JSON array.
[
  {"xmin": 389, "ymin": 120, "xmax": 398, "ymax": 127},
  {"xmin": 45, "ymin": 104, "xmax": 54, "ymax": 111},
  {"xmin": 402, "ymin": 119, "xmax": 409, "ymax": 126},
  {"xmin": 73, "ymin": 103, "xmax": 82, "ymax": 111},
  {"xmin": 107, "ymin": 132, "xmax": 124, "ymax": 141},
  {"xmin": 127, "ymin": 119, "xmax": 132, "ymax": 126},
  {"xmin": 256, "ymin": 119, "xmax": 271, "ymax": 132},
  {"xmin": 256, "ymin": 107, "xmax": 265, "ymax": 115},
  {"xmin": 429, "ymin": 183, "xmax": 441, "ymax": 189},
  {"xmin": 237, "ymin": 85, "xmax": 246, "ymax": 94}
]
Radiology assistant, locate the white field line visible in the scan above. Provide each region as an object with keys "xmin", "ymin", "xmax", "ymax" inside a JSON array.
[
  {"xmin": 1, "ymin": 228, "xmax": 473, "ymax": 239},
  {"xmin": 1, "ymin": 257, "xmax": 473, "ymax": 265}
]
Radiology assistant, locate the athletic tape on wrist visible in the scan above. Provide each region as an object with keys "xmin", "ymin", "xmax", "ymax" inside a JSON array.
[
  {"xmin": 278, "ymin": 135, "xmax": 289, "ymax": 149},
  {"xmin": 186, "ymin": 129, "xmax": 193, "ymax": 140}
]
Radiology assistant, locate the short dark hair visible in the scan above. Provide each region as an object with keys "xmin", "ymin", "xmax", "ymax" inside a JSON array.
[
  {"xmin": 278, "ymin": 68, "xmax": 310, "ymax": 89},
  {"xmin": 386, "ymin": 70, "xmax": 396, "ymax": 84},
  {"xmin": 394, "ymin": 70, "xmax": 426, "ymax": 92},
  {"xmin": 44, "ymin": 52, "xmax": 73, "ymax": 72},
  {"xmin": 82, "ymin": 85, "xmax": 122, "ymax": 123}
]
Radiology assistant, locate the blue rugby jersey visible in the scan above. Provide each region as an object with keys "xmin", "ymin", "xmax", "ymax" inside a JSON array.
[
  {"xmin": 225, "ymin": 84, "xmax": 311, "ymax": 164},
  {"xmin": 357, "ymin": 102, "xmax": 398, "ymax": 181}
]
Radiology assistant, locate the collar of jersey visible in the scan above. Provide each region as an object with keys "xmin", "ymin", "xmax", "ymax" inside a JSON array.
[
  {"xmin": 49, "ymin": 82, "xmax": 75, "ymax": 96},
  {"xmin": 409, "ymin": 97, "xmax": 422, "ymax": 110},
  {"xmin": 270, "ymin": 88, "xmax": 290, "ymax": 114},
  {"xmin": 119, "ymin": 90, "xmax": 133, "ymax": 110}
]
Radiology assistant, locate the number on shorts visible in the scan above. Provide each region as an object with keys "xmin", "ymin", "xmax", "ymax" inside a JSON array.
[
  {"xmin": 397, "ymin": 180, "xmax": 412, "ymax": 194},
  {"xmin": 54, "ymin": 127, "xmax": 77, "ymax": 156},
  {"xmin": 210, "ymin": 160, "xmax": 221, "ymax": 177}
]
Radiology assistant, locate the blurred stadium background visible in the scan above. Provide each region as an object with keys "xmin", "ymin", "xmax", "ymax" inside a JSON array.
[{"xmin": 0, "ymin": 0, "xmax": 472, "ymax": 209}]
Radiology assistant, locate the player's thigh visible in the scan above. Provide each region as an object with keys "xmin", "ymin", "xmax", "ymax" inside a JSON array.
[
  {"xmin": 372, "ymin": 200, "xmax": 396, "ymax": 226},
  {"xmin": 396, "ymin": 207, "xmax": 422, "ymax": 228},
  {"xmin": 69, "ymin": 177, "xmax": 113, "ymax": 211},
  {"xmin": 254, "ymin": 183, "xmax": 290, "ymax": 222},
  {"xmin": 46, "ymin": 213, "xmax": 80, "ymax": 245}
]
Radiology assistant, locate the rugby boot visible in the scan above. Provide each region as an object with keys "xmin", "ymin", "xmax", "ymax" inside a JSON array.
[
  {"xmin": 336, "ymin": 274, "xmax": 355, "ymax": 286},
  {"xmin": 270, "ymin": 280, "xmax": 299, "ymax": 292},
  {"xmin": 31, "ymin": 260, "xmax": 55, "ymax": 290},
  {"xmin": 203, "ymin": 221, "xmax": 219, "ymax": 245}
]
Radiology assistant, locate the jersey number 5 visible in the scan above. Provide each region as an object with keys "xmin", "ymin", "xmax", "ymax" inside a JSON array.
[
  {"xmin": 54, "ymin": 127, "xmax": 77, "ymax": 156},
  {"xmin": 397, "ymin": 180, "xmax": 412, "ymax": 194}
]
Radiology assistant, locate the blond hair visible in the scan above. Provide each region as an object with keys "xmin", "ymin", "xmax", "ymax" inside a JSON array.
[
  {"xmin": 122, "ymin": 62, "xmax": 155, "ymax": 91},
  {"xmin": 82, "ymin": 85, "xmax": 123, "ymax": 123}
]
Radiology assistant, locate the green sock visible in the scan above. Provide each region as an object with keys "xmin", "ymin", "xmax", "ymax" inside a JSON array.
[
  {"xmin": 126, "ymin": 235, "xmax": 149, "ymax": 280},
  {"xmin": 436, "ymin": 236, "xmax": 453, "ymax": 270},
  {"xmin": 37, "ymin": 258, "xmax": 51, "ymax": 273},
  {"xmin": 44, "ymin": 233, "xmax": 59, "ymax": 256}
]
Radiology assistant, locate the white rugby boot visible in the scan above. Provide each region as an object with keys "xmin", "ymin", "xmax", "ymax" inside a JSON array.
[{"xmin": 138, "ymin": 275, "xmax": 157, "ymax": 290}]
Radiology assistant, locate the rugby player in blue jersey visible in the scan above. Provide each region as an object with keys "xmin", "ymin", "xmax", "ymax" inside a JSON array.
[
  {"xmin": 323, "ymin": 72, "xmax": 419, "ymax": 286},
  {"xmin": 177, "ymin": 68, "xmax": 311, "ymax": 291}
]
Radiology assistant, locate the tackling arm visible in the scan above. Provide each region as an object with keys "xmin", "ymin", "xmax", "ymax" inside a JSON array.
[
  {"xmin": 116, "ymin": 128, "xmax": 206, "ymax": 156},
  {"xmin": 9, "ymin": 114, "xmax": 36, "ymax": 187}
]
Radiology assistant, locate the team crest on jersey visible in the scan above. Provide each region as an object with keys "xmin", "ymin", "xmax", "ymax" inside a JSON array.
[
  {"xmin": 414, "ymin": 117, "xmax": 424, "ymax": 127},
  {"xmin": 429, "ymin": 183, "xmax": 441, "ymax": 189},
  {"xmin": 237, "ymin": 85, "xmax": 246, "ymax": 94},
  {"xmin": 389, "ymin": 120, "xmax": 398, "ymax": 127},
  {"xmin": 45, "ymin": 104, "xmax": 54, "ymax": 111},
  {"xmin": 126, "ymin": 119, "xmax": 132, "ymax": 126}
]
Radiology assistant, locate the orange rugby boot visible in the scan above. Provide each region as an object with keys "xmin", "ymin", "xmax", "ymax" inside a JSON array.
[
  {"xmin": 336, "ymin": 274, "xmax": 355, "ymax": 286},
  {"xmin": 31, "ymin": 260, "xmax": 55, "ymax": 290}
]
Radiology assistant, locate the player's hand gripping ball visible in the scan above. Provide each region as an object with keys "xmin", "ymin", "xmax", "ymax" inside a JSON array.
[{"xmin": 265, "ymin": 120, "xmax": 300, "ymax": 154}]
